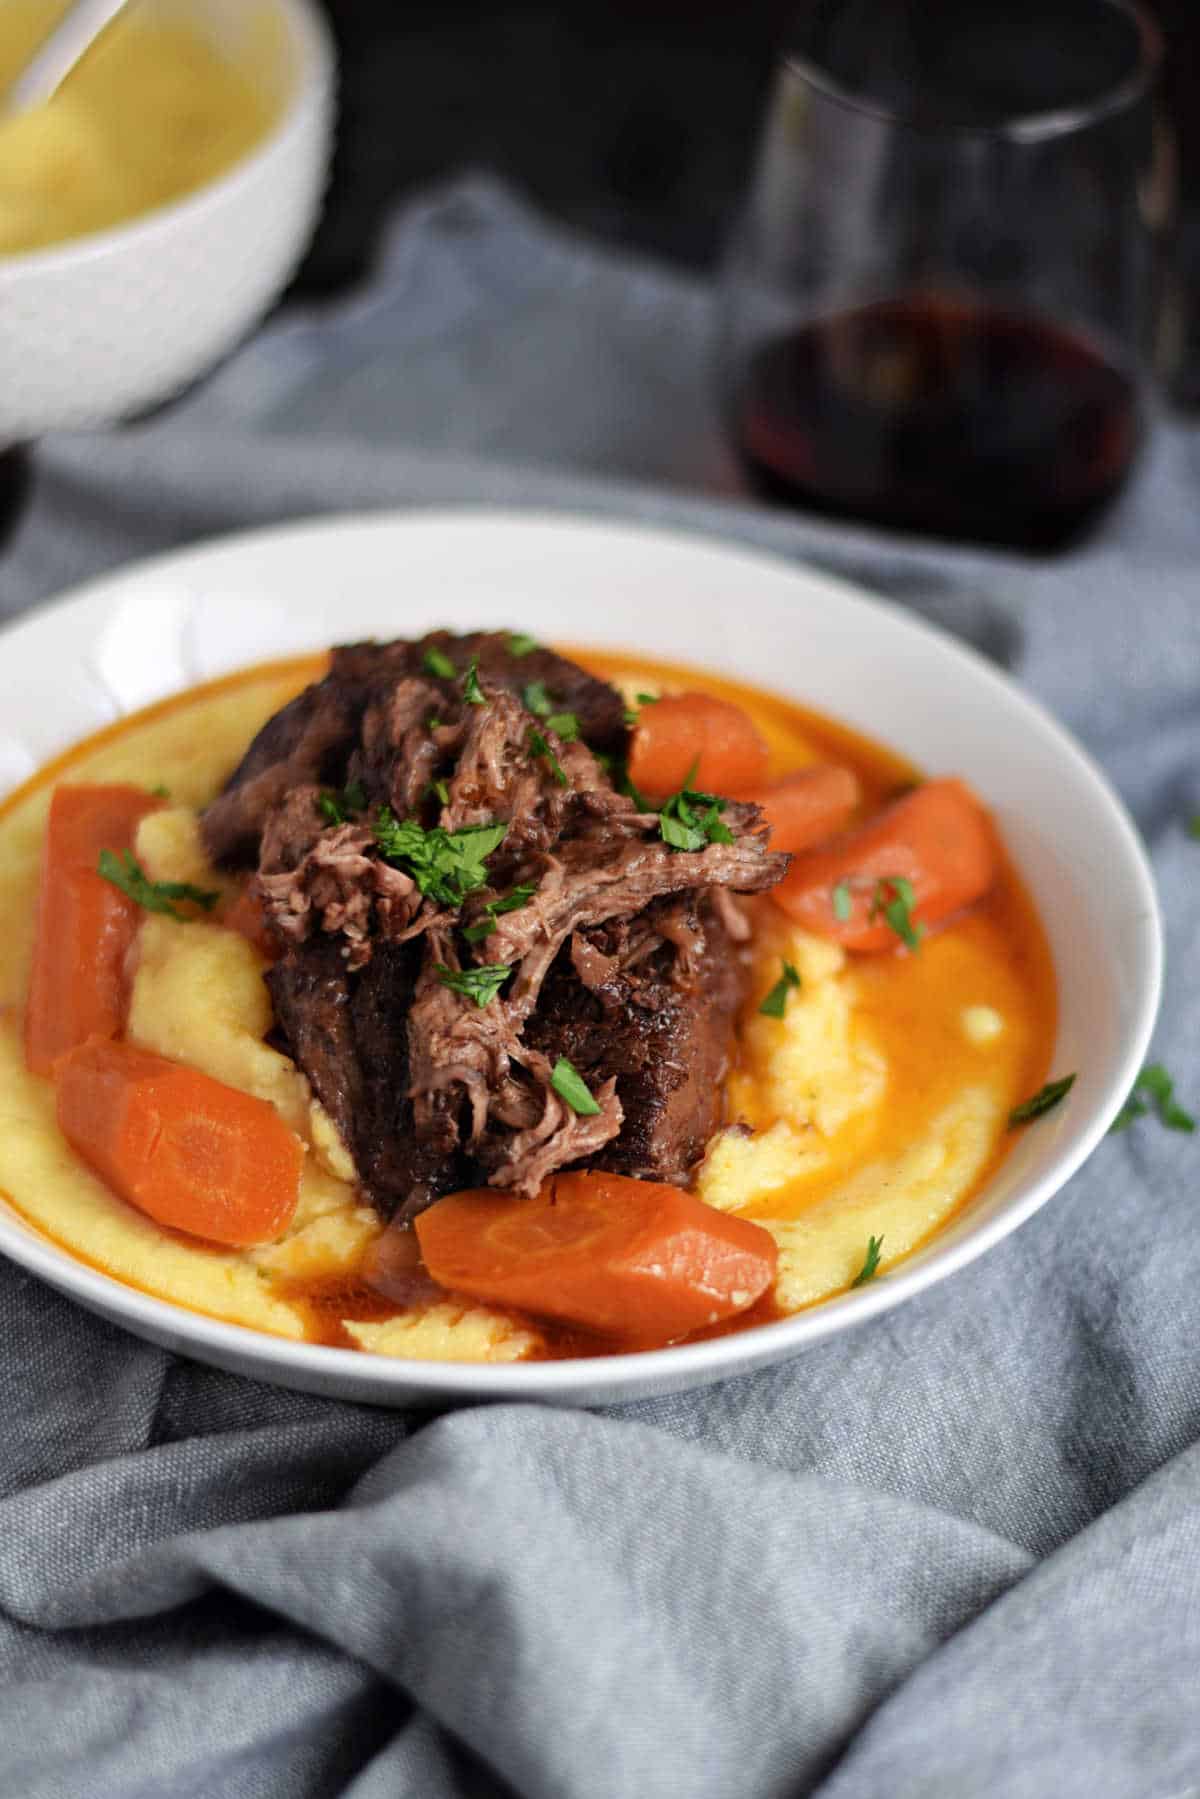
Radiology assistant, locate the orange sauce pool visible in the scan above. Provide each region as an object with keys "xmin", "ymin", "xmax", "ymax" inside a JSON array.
[{"xmin": 0, "ymin": 643, "xmax": 1056, "ymax": 1357}]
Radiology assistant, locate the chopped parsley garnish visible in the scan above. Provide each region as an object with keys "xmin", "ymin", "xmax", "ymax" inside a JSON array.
[
  {"xmin": 619, "ymin": 768, "xmax": 655, "ymax": 812},
  {"xmin": 98, "ymin": 850, "xmax": 219, "ymax": 921},
  {"xmin": 551, "ymin": 1056, "xmax": 601, "ymax": 1116},
  {"xmin": 523, "ymin": 680, "xmax": 553, "ymax": 718},
  {"xmin": 374, "ymin": 811, "xmax": 508, "ymax": 908},
  {"xmin": 759, "ymin": 961, "xmax": 802, "ymax": 1019},
  {"xmin": 529, "ymin": 728, "xmax": 568, "ymax": 787},
  {"xmin": 318, "ymin": 778, "xmax": 368, "ymax": 826},
  {"xmin": 851, "ymin": 1235, "xmax": 884, "ymax": 1287},
  {"xmin": 1189, "ymin": 815, "xmax": 1200, "ymax": 841},
  {"xmin": 425, "ymin": 779, "xmax": 451, "ymax": 807},
  {"xmin": 1008, "ymin": 1073, "xmax": 1076, "ymax": 1129},
  {"xmin": 831, "ymin": 880, "xmax": 853, "ymax": 922},
  {"xmin": 1110, "ymin": 1063, "xmax": 1196, "ymax": 1135},
  {"xmin": 422, "ymin": 646, "xmax": 456, "ymax": 680},
  {"xmin": 507, "ymin": 632, "xmax": 539, "ymax": 657},
  {"xmin": 462, "ymin": 659, "xmax": 486, "ymax": 706},
  {"xmin": 435, "ymin": 962, "xmax": 512, "ymax": 1008},
  {"xmin": 462, "ymin": 882, "xmax": 538, "ymax": 943},
  {"xmin": 870, "ymin": 876, "xmax": 924, "ymax": 951},
  {"xmin": 149, "ymin": 783, "xmax": 170, "ymax": 799},
  {"xmin": 546, "ymin": 711, "xmax": 580, "ymax": 742},
  {"xmin": 659, "ymin": 788, "xmax": 735, "ymax": 853},
  {"xmin": 623, "ymin": 708, "xmax": 640, "ymax": 727},
  {"xmin": 635, "ymin": 692, "xmax": 658, "ymax": 706}
]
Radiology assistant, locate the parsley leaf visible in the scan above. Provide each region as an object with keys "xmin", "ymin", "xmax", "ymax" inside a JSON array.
[
  {"xmin": 426, "ymin": 715, "xmax": 443, "ymax": 733},
  {"xmin": 425, "ymin": 779, "xmax": 450, "ymax": 807},
  {"xmin": 374, "ymin": 812, "xmax": 508, "ymax": 909},
  {"xmin": 659, "ymin": 788, "xmax": 734, "ymax": 853},
  {"xmin": 546, "ymin": 711, "xmax": 580, "ymax": 742},
  {"xmin": 523, "ymin": 680, "xmax": 553, "ymax": 718},
  {"xmin": 851, "ymin": 1235, "xmax": 884, "ymax": 1287},
  {"xmin": 435, "ymin": 962, "xmax": 512, "ymax": 1008},
  {"xmin": 759, "ymin": 961, "xmax": 802, "ymax": 1018},
  {"xmin": 871, "ymin": 876, "xmax": 924, "ymax": 951},
  {"xmin": 507, "ymin": 632, "xmax": 538, "ymax": 657},
  {"xmin": 622, "ymin": 708, "xmax": 640, "ymax": 727},
  {"xmin": 832, "ymin": 880, "xmax": 853, "ymax": 922},
  {"xmin": 1189, "ymin": 815, "xmax": 1200, "ymax": 841},
  {"xmin": 635, "ymin": 692, "xmax": 658, "ymax": 706},
  {"xmin": 462, "ymin": 659, "xmax": 486, "ymax": 706},
  {"xmin": 1009, "ymin": 1073, "xmax": 1076, "ymax": 1128},
  {"xmin": 422, "ymin": 646, "xmax": 456, "ymax": 680},
  {"xmin": 149, "ymin": 783, "xmax": 170, "ymax": 799},
  {"xmin": 461, "ymin": 882, "xmax": 538, "ymax": 943},
  {"xmin": 529, "ymin": 728, "xmax": 568, "ymax": 787},
  {"xmin": 1110, "ymin": 1062, "xmax": 1196, "ymax": 1134},
  {"xmin": 318, "ymin": 778, "xmax": 369, "ymax": 825},
  {"xmin": 98, "ymin": 850, "xmax": 219, "ymax": 921},
  {"xmin": 619, "ymin": 768, "xmax": 655, "ymax": 812},
  {"xmin": 551, "ymin": 1056, "xmax": 601, "ymax": 1116},
  {"xmin": 318, "ymin": 791, "xmax": 347, "ymax": 825}
]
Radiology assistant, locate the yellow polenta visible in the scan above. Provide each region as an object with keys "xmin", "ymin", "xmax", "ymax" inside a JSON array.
[{"xmin": 0, "ymin": 656, "xmax": 1052, "ymax": 1358}]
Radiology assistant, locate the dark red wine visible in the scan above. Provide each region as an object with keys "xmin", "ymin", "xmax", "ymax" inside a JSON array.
[{"xmin": 734, "ymin": 294, "xmax": 1141, "ymax": 550}]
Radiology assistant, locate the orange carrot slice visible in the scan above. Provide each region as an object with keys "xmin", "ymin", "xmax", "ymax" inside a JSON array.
[
  {"xmin": 628, "ymin": 693, "xmax": 770, "ymax": 801},
  {"xmin": 741, "ymin": 765, "xmax": 862, "ymax": 852},
  {"xmin": 55, "ymin": 1037, "xmax": 302, "ymax": 1247},
  {"xmin": 220, "ymin": 886, "xmax": 279, "ymax": 960},
  {"xmin": 771, "ymin": 777, "xmax": 997, "ymax": 951},
  {"xmin": 25, "ymin": 785, "xmax": 162, "ymax": 1076},
  {"xmin": 416, "ymin": 1170, "xmax": 777, "ymax": 1344}
]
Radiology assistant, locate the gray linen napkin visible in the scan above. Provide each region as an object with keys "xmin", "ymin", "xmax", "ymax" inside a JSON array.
[{"xmin": 2, "ymin": 176, "xmax": 1199, "ymax": 1799}]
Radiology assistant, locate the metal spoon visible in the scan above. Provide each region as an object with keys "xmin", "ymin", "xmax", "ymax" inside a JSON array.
[{"xmin": 4, "ymin": 0, "xmax": 133, "ymax": 115}]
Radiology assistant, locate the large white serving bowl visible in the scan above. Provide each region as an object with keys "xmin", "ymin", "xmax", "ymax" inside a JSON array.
[
  {"xmin": 0, "ymin": 510, "xmax": 1162, "ymax": 1406},
  {"xmin": 0, "ymin": 0, "xmax": 334, "ymax": 440}
]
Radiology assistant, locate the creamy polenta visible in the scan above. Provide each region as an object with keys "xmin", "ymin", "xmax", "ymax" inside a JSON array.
[
  {"xmin": 0, "ymin": 2, "xmax": 277, "ymax": 255},
  {"xmin": 0, "ymin": 652, "xmax": 1055, "ymax": 1361}
]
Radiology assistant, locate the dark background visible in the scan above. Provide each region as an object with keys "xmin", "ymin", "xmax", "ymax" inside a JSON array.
[{"xmin": 294, "ymin": 1, "xmax": 1200, "ymax": 403}]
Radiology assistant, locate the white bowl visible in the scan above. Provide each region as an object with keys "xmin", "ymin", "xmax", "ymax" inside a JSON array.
[
  {"xmin": 0, "ymin": 510, "xmax": 1163, "ymax": 1406},
  {"xmin": 0, "ymin": 0, "xmax": 334, "ymax": 440}
]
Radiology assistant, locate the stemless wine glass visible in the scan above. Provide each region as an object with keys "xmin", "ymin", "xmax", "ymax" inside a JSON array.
[{"xmin": 718, "ymin": 0, "xmax": 1168, "ymax": 550}]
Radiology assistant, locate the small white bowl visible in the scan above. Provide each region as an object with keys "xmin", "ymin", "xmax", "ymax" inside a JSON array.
[
  {"xmin": 0, "ymin": 510, "xmax": 1163, "ymax": 1407},
  {"xmin": 0, "ymin": 0, "xmax": 334, "ymax": 441}
]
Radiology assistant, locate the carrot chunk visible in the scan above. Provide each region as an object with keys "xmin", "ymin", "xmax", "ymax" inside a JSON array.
[
  {"xmin": 740, "ymin": 765, "xmax": 862, "ymax": 853},
  {"xmin": 416, "ymin": 1170, "xmax": 778, "ymax": 1345},
  {"xmin": 25, "ymin": 785, "xmax": 162, "ymax": 1075},
  {"xmin": 771, "ymin": 777, "xmax": 997, "ymax": 951},
  {"xmin": 55, "ymin": 1037, "xmax": 302, "ymax": 1247},
  {"xmin": 628, "ymin": 693, "xmax": 770, "ymax": 802}
]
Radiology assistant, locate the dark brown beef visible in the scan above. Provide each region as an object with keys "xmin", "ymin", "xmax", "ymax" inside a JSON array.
[
  {"xmin": 523, "ymin": 897, "xmax": 742, "ymax": 1184},
  {"xmin": 266, "ymin": 937, "xmax": 467, "ymax": 1219}
]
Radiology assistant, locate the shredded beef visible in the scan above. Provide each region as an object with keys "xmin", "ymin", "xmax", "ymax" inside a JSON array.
[{"xmin": 245, "ymin": 630, "xmax": 790, "ymax": 1216}]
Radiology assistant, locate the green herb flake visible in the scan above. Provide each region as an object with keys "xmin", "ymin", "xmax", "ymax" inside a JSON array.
[
  {"xmin": 1188, "ymin": 815, "xmax": 1200, "ymax": 841},
  {"xmin": 343, "ymin": 779, "xmax": 367, "ymax": 812},
  {"xmin": 425, "ymin": 779, "xmax": 451, "ymax": 807},
  {"xmin": 832, "ymin": 880, "xmax": 853, "ymax": 922},
  {"xmin": 373, "ymin": 812, "xmax": 508, "ymax": 909},
  {"xmin": 426, "ymin": 716, "xmax": 443, "ymax": 734},
  {"xmin": 871, "ymin": 875, "xmax": 924, "ymax": 951},
  {"xmin": 623, "ymin": 708, "xmax": 640, "ymax": 727},
  {"xmin": 546, "ymin": 711, "xmax": 581, "ymax": 742},
  {"xmin": 1009, "ymin": 1073, "xmax": 1077, "ymax": 1129},
  {"xmin": 635, "ymin": 692, "xmax": 658, "ymax": 706},
  {"xmin": 98, "ymin": 850, "xmax": 219, "ymax": 922},
  {"xmin": 529, "ymin": 728, "xmax": 568, "ymax": 788},
  {"xmin": 659, "ymin": 787, "xmax": 733, "ymax": 854},
  {"xmin": 461, "ymin": 882, "xmax": 538, "ymax": 944},
  {"xmin": 759, "ymin": 961, "xmax": 802, "ymax": 1019},
  {"xmin": 851, "ymin": 1235, "xmax": 884, "ymax": 1288},
  {"xmin": 318, "ymin": 791, "xmax": 347, "ymax": 826},
  {"xmin": 435, "ymin": 962, "xmax": 512, "ymax": 1008},
  {"xmin": 462, "ymin": 659, "xmax": 486, "ymax": 707},
  {"xmin": 1110, "ymin": 1062, "xmax": 1196, "ymax": 1135},
  {"xmin": 149, "ymin": 784, "xmax": 170, "ymax": 800},
  {"xmin": 523, "ymin": 680, "xmax": 554, "ymax": 719},
  {"xmin": 620, "ymin": 769, "xmax": 655, "ymax": 813},
  {"xmin": 507, "ymin": 632, "xmax": 539, "ymax": 658},
  {"xmin": 422, "ymin": 646, "xmax": 457, "ymax": 680},
  {"xmin": 551, "ymin": 1056, "xmax": 602, "ymax": 1116}
]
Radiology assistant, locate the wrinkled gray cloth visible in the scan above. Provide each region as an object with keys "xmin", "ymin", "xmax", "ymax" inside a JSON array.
[{"xmin": 2, "ymin": 177, "xmax": 1200, "ymax": 1799}]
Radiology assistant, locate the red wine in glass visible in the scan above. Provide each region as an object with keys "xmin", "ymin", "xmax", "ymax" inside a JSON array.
[{"xmin": 734, "ymin": 293, "xmax": 1141, "ymax": 551}]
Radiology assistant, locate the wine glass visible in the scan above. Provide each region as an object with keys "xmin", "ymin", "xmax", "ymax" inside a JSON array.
[{"xmin": 718, "ymin": 0, "xmax": 1168, "ymax": 550}]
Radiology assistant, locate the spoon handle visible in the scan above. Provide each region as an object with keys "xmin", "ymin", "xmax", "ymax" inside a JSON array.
[{"xmin": 5, "ymin": 0, "xmax": 132, "ymax": 116}]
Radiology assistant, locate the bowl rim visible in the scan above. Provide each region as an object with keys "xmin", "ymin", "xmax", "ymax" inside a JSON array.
[
  {"xmin": 0, "ymin": 0, "xmax": 334, "ymax": 278},
  {"xmin": 0, "ymin": 506, "xmax": 1164, "ymax": 1400}
]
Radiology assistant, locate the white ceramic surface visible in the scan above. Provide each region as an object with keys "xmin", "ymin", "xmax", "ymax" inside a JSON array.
[
  {"xmin": 0, "ymin": 0, "xmax": 334, "ymax": 439},
  {"xmin": 0, "ymin": 510, "xmax": 1163, "ymax": 1406}
]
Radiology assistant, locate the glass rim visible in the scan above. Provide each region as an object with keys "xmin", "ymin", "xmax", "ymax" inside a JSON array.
[{"xmin": 781, "ymin": 0, "xmax": 1162, "ymax": 143}]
